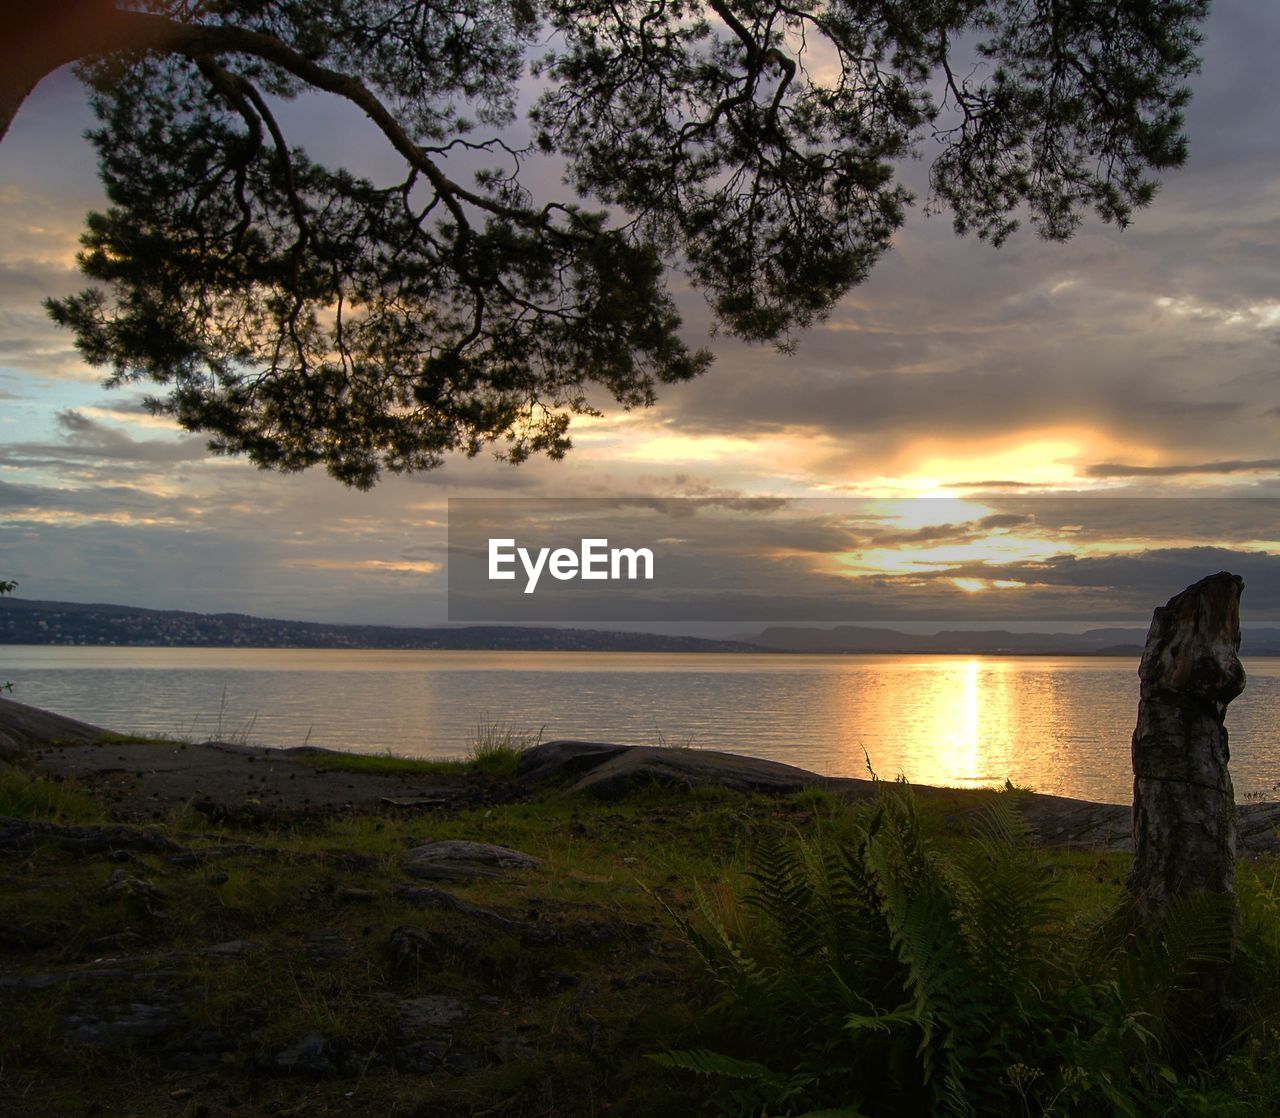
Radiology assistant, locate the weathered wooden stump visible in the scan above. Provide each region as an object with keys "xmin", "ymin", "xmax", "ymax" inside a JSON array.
[
  {"xmin": 1128, "ymin": 571, "xmax": 1244, "ymax": 925},
  {"xmin": 1128, "ymin": 572, "xmax": 1244, "ymax": 1046}
]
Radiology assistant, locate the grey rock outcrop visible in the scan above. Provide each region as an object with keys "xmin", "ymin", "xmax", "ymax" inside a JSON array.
[
  {"xmin": 0, "ymin": 695, "xmax": 110, "ymax": 759},
  {"xmin": 395, "ymin": 995, "xmax": 471, "ymax": 1073},
  {"xmin": 0, "ymin": 816, "xmax": 182, "ymax": 854},
  {"xmin": 517, "ymin": 739, "xmax": 822, "ymax": 799},
  {"xmin": 275, "ymin": 1030, "xmax": 335, "ymax": 1075},
  {"xmin": 397, "ymin": 884, "xmax": 556, "ymax": 944},
  {"xmin": 401, "ymin": 839, "xmax": 543, "ymax": 882},
  {"xmin": 63, "ymin": 1001, "xmax": 182, "ymax": 1047}
]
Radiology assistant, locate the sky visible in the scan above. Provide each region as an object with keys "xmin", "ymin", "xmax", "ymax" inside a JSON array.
[{"xmin": 3, "ymin": 1, "xmax": 1280, "ymax": 629}]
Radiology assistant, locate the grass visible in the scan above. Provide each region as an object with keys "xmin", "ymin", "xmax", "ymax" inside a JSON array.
[
  {"xmin": 0, "ymin": 766, "xmax": 104, "ymax": 822},
  {"xmin": 467, "ymin": 716, "xmax": 543, "ymax": 775},
  {"xmin": 92, "ymin": 731, "xmax": 191, "ymax": 746},
  {"xmin": 653, "ymin": 725, "xmax": 695, "ymax": 749},
  {"xmin": 297, "ymin": 719, "xmax": 542, "ymax": 780},
  {"xmin": 299, "ymin": 750, "xmax": 468, "ymax": 776},
  {"xmin": 1243, "ymin": 779, "xmax": 1280, "ymax": 801},
  {"xmin": 2, "ymin": 764, "xmax": 1278, "ymax": 1117},
  {"xmin": 0, "ymin": 767, "xmax": 752, "ymax": 1117}
]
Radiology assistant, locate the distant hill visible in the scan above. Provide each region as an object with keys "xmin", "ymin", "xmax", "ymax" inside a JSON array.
[
  {"xmin": 743, "ymin": 624, "xmax": 1280, "ymax": 656},
  {"xmin": 0, "ymin": 597, "xmax": 754, "ymax": 653},
  {"xmin": 6, "ymin": 596, "xmax": 1280, "ymax": 656},
  {"xmin": 744, "ymin": 625, "xmax": 1145, "ymax": 654}
]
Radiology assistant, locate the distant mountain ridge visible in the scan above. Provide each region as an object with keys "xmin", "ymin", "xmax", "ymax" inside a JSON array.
[
  {"xmin": 6, "ymin": 596, "xmax": 1280, "ymax": 655},
  {"xmin": 0, "ymin": 597, "xmax": 753, "ymax": 653},
  {"xmin": 747, "ymin": 624, "xmax": 1280, "ymax": 656}
]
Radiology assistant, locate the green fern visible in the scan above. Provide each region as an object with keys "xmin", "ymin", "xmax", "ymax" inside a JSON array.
[
  {"xmin": 650, "ymin": 1048, "xmax": 789, "ymax": 1085},
  {"xmin": 656, "ymin": 780, "xmax": 1247, "ymax": 1117}
]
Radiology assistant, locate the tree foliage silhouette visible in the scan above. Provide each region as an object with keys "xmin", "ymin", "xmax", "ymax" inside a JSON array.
[{"xmin": 7, "ymin": 1, "xmax": 1208, "ymax": 486}]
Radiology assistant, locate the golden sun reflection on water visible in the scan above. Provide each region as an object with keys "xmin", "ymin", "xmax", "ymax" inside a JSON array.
[
  {"xmin": 951, "ymin": 659, "xmax": 983, "ymax": 784},
  {"xmin": 831, "ymin": 657, "xmax": 1068, "ymax": 791}
]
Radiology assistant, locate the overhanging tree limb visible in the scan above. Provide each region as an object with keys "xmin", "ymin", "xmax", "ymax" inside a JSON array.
[{"xmin": 6, "ymin": 0, "xmax": 1209, "ymax": 486}]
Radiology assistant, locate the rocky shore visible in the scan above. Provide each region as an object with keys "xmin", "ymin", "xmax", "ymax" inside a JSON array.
[{"xmin": 9, "ymin": 697, "xmax": 1280, "ymax": 855}]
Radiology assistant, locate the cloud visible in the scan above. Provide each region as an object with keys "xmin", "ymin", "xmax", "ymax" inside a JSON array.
[
  {"xmin": 0, "ymin": 409, "xmax": 210, "ymax": 469},
  {"xmin": 574, "ymin": 495, "xmax": 794, "ymax": 519},
  {"xmin": 281, "ymin": 557, "xmax": 443, "ymax": 575},
  {"xmin": 0, "ymin": 476, "xmax": 206, "ymax": 525},
  {"xmin": 941, "ymin": 479, "xmax": 1053, "ymax": 489},
  {"xmin": 860, "ymin": 513, "xmax": 1035, "ymax": 548},
  {"xmin": 451, "ymin": 537, "xmax": 1280, "ymax": 624},
  {"xmin": 1085, "ymin": 458, "xmax": 1280, "ymax": 478},
  {"xmin": 618, "ymin": 2, "xmax": 1280, "ymax": 477},
  {"xmin": 892, "ymin": 548, "xmax": 1280, "ymax": 616},
  {"xmin": 978, "ymin": 496, "xmax": 1280, "ymax": 546},
  {"xmin": 0, "ymin": 516, "xmax": 449, "ymax": 624},
  {"xmin": 0, "ymin": 177, "xmax": 107, "ymax": 382}
]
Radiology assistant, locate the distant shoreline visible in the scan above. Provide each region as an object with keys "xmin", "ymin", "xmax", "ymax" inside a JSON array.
[
  {"xmin": 13, "ymin": 639, "xmax": 1280, "ymax": 657},
  {"xmin": 0, "ymin": 642, "xmax": 1159, "ymax": 656},
  {"xmin": 7, "ymin": 595, "xmax": 1280, "ymax": 656}
]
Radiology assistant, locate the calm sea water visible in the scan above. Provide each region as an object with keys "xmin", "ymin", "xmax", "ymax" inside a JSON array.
[{"xmin": 4, "ymin": 646, "xmax": 1279, "ymax": 805}]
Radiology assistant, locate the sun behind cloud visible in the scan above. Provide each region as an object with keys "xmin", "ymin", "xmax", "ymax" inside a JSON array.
[{"xmin": 882, "ymin": 427, "xmax": 1168, "ymax": 495}]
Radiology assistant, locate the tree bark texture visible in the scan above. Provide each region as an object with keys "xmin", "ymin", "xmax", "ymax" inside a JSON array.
[
  {"xmin": 0, "ymin": 3, "xmax": 182, "ymax": 143},
  {"xmin": 1129, "ymin": 571, "xmax": 1244, "ymax": 925}
]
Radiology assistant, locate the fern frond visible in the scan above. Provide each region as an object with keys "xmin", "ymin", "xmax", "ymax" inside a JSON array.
[
  {"xmin": 792, "ymin": 1108, "xmax": 873, "ymax": 1118},
  {"xmin": 844, "ymin": 1006, "xmax": 919, "ymax": 1034},
  {"xmin": 953, "ymin": 793, "xmax": 1064, "ymax": 999},
  {"xmin": 649, "ymin": 1047, "xmax": 787, "ymax": 1085},
  {"xmin": 1116, "ymin": 889, "xmax": 1236, "ymax": 1032},
  {"xmin": 743, "ymin": 833, "xmax": 824, "ymax": 961}
]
